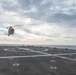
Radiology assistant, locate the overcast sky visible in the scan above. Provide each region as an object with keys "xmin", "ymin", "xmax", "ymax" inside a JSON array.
[{"xmin": 0, "ymin": 0, "xmax": 76, "ymax": 45}]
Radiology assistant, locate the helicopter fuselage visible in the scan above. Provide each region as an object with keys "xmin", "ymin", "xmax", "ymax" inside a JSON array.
[{"xmin": 8, "ymin": 27, "xmax": 14, "ymax": 36}]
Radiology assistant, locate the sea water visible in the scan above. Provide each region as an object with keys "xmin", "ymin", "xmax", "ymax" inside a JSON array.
[{"xmin": 43, "ymin": 45, "xmax": 76, "ymax": 50}]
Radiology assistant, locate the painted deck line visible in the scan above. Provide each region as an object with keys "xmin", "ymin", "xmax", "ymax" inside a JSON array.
[
  {"xmin": 0, "ymin": 54, "xmax": 52, "ymax": 59},
  {"xmin": 19, "ymin": 48, "xmax": 50, "ymax": 55}
]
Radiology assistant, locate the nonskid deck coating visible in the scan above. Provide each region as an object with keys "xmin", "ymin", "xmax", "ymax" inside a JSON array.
[{"xmin": 0, "ymin": 46, "xmax": 76, "ymax": 75}]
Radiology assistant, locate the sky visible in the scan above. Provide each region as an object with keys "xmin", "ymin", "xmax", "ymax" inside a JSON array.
[{"xmin": 0, "ymin": 0, "xmax": 76, "ymax": 45}]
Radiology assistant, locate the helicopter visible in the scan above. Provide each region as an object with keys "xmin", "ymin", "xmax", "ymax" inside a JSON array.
[
  {"xmin": 6, "ymin": 23, "xmax": 39, "ymax": 36},
  {"xmin": 0, "ymin": 22, "xmax": 41, "ymax": 36},
  {"xmin": 7, "ymin": 25, "xmax": 21, "ymax": 36}
]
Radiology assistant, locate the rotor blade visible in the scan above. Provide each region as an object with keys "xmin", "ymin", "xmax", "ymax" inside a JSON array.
[
  {"xmin": 7, "ymin": 25, "xmax": 22, "ymax": 28},
  {"xmin": 13, "ymin": 25, "xmax": 22, "ymax": 27}
]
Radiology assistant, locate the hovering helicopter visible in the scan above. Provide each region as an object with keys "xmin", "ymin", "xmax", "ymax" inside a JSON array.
[
  {"xmin": 7, "ymin": 25, "xmax": 21, "ymax": 36},
  {"xmin": 0, "ymin": 22, "xmax": 40, "ymax": 36}
]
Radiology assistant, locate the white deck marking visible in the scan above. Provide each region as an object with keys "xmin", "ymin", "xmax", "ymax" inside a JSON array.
[
  {"xmin": 0, "ymin": 54, "xmax": 76, "ymax": 61},
  {"xmin": 19, "ymin": 48, "xmax": 50, "ymax": 55},
  {"xmin": 55, "ymin": 55, "xmax": 76, "ymax": 61},
  {"xmin": 54, "ymin": 53, "xmax": 76, "ymax": 55},
  {"xmin": 0, "ymin": 54, "xmax": 52, "ymax": 59}
]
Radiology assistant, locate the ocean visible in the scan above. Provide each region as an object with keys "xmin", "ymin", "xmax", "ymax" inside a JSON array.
[{"xmin": 43, "ymin": 45, "xmax": 76, "ymax": 50}]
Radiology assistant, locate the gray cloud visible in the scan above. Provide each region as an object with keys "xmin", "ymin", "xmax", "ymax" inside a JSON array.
[{"xmin": 1, "ymin": 0, "xmax": 76, "ymax": 27}]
